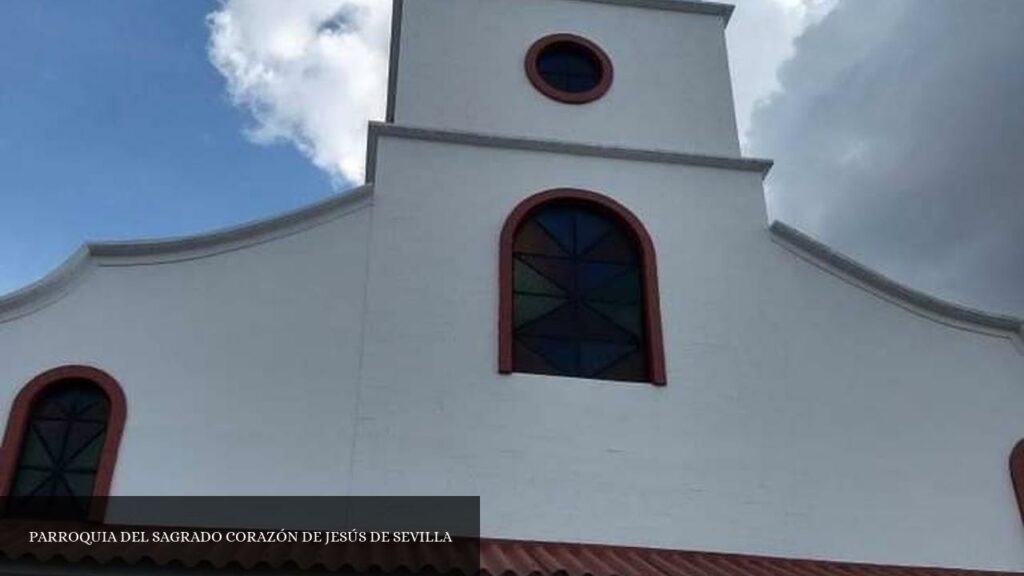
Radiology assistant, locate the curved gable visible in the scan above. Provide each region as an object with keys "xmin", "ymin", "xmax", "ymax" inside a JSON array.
[
  {"xmin": 0, "ymin": 185, "xmax": 372, "ymax": 323},
  {"xmin": 770, "ymin": 220, "xmax": 1023, "ymax": 351}
]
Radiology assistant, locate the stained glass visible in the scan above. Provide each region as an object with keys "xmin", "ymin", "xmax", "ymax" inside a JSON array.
[
  {"xmin": 512, "ymin": 202, "xmax": 649, "ymax": 382},
  {"xmin": 537, "ymin": 42, "xmax": 602, "ymax": 94},
  {"xmin": 513, "ymin": 220, "xmax": 566, "ymax": 256},
  {"xmin": 6, "ymin": 379, "xmax": 109, "ymax": 520}
]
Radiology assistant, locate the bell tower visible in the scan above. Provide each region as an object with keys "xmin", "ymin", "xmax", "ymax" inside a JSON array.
[
  {"xmin": 383, "ymin": 0, "xmax": 742, "ymax": 157},
  {"xmin": 354, "ymin": 0, "xmax": 774, "ymax": 545}
]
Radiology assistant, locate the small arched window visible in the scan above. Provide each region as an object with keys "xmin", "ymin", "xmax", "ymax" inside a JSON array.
[
  {"xmin": 499, "ymin": 189, "xmax": 665, "ymax": 385},
  {"xmin": 0, "ymin": 366, "xmax": 126, "ymax": 521}
]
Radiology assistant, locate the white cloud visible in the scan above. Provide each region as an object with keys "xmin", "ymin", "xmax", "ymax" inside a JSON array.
[
  {"xmin": 207, "ymin": 0, "xmax": 392, "ymax": 184},
  {"xmin": 746, "ymin": 0, "xmax": 1024, "ymax": 315},
  {"xmin": 726, "ymin": 0, "xmax": 840, "ymax": 147}
]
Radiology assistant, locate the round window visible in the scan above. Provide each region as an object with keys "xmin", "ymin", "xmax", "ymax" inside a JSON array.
[{"xmin": 525, "ymin": 34, "xmax": 613, "ymax": 104}]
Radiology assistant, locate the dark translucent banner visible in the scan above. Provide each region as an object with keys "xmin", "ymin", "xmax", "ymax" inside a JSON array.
[{"xmin": 0, "ymin": 497, "xmax": 480, "ymax": 574}]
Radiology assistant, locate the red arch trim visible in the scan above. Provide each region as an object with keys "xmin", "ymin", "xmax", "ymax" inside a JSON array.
[
  {"xmin": 499, "ymin": 188, "xmax": 666, "ymax": 385},
  {"xmin": 0, "ymin": 365, "xmax": 127, "ymax": 522},
  {"xmin": 1010, "ymin": 439, "xmax": 1024, "ymax": 525}
]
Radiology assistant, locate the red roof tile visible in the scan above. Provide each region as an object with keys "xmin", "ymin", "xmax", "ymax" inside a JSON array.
[{"xmin": 0, "ymin": 520, "xmax": 1019, "ymax": 576}]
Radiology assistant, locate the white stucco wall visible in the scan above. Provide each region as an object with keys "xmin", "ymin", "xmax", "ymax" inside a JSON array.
[
  {"xmin": 1, "ymin": 136, "xmax": 1019, "ymax": 569},
  {"xmin": 0, "ymin": 0, "xmax": 1021, "ymax": 571},
  {"xmin": 0, "ymin": 141, "xmax": 1020, "ymax": 569},
  {"xmin": 360, "ymin": 133, "xmax": 1024, "ymax": 570},
  {"xmin": 393, "ymin": 0, "xmax": 741, "ymax": 157},
  {"xmin": 0, "ymin": 200, "xmax": 372, "ymax": 499}
]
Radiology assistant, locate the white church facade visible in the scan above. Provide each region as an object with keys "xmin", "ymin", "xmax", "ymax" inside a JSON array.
[{"xmin": 1, "ymin": 0, "xmax": 1023, "ymax": 574}]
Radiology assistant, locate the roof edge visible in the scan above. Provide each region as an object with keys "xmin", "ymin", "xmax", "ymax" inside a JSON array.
[
  {"xmin": 566, "ymin": 0, "xmax": 735, "ymax": 25},
  {"xmin": 0, "ymin": 185, "xmax": 373, "ymax": 324},
  {"xmin": 770, "ymin": 220, "xmax": 1023, "ymax": 341},
  {"xmin": 366, "ymin": 122, "xmax": 773, "ymax": 181}
]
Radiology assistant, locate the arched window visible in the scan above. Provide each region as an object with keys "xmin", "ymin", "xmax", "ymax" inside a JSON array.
[
  {"xmin": 0, "ymin": 366, "xmax": 126, "ymax": 521},
  {"xmin": 499, "ymin": 189, "xmax": 665, "ymax": 385}
]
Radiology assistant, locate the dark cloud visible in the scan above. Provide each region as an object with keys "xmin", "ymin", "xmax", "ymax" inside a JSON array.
[{"xmin": 748, "ymin": 0, "xmax": 1024, "ymax": 316}]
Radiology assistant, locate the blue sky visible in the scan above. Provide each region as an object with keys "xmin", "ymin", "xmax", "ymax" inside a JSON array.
[{"xmin": 0, "ymin": 0, "xmax": 339, "ymax": 296}]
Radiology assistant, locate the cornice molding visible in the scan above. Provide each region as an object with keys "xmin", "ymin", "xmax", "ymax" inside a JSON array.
[
  {"xmin": 770, "ymin": 220, "xmax": 1023, "ymax": 346},
  {"xmin": 0, "ymin": 185, "xmax": 373, "ymax": 323},
  {"xmin": 565, "ymin": 0, "xmax": 735, "ymax": 24},
  {"xmin": 366, "ymin": 122, "xmax": 773, "ymax": 181}
]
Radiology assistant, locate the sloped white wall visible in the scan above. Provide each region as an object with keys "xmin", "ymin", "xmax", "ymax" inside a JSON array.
[
  {"xmin": 394, "ymin": 0, "xmax": 740, "ymax": 156},
  {"xmin": 0, "ymin": 205, "xmax": 372, "ymax": 499},
  {"xmin": 361, "ymin": 134, "xmax": 1024, "ymax": 570}
]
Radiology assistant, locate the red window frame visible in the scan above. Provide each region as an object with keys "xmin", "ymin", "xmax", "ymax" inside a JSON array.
[
  {"xmin": 525, "ymin": 33, "xmax": 614, "ymax": 105},
  {"xmin": 498, "ymin": 188, "xmax": 666, "ymax": 385},
  {"xmin": 0, "ymin": 365, "xmax": 127, "ymax": 522}
]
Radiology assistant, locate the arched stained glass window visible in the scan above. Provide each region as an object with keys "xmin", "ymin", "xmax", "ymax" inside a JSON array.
[
  {"xmin": 502, "ymin": 190, "xmax": 665, "ymax": 384},
  {"xmin": 0, "ymin": 365, "xmax": 126, "ymax": 521},
  {"xmin": 6, "ymin": 380, "xmax": 109, "ymax": 519}
]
